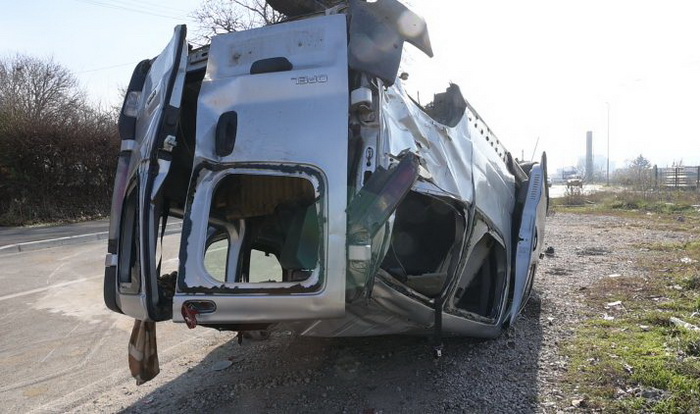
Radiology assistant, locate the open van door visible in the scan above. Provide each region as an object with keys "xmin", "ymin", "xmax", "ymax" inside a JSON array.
[
  {"xmin": 509, "ymin": 153, "xmax": 548, "ymax": 321},
  {"xmin": 104, "ymin": 25, "xmax": 188, "ymax": 321},
  {"xmin": 172, "ymin": 15, "xmax": 349, "ymax": 327}
]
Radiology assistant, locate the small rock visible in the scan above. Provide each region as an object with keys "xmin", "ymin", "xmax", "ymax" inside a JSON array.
[
  {"xmin": 608, "ymin": 273, "xmax": 621, "ymax": 278},
  {"xmin": 211, "ymin": 360, "xmax": 233, "ymax": 371},
  {"xmin": 641, "ymin": 387, "xmax": 666, "ymax": 401},
  {"xmin": 571, "ymin": 398, "xmax": 586, "ymax": 407},
  {"xmin": 639, "ymin": 325, "xmax": 650, "ymax": 331}
]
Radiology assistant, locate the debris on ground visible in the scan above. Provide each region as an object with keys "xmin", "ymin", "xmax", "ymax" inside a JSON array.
[{"xmin": 670, "ymin": 317, "xmax": 700, "ymax": 332}]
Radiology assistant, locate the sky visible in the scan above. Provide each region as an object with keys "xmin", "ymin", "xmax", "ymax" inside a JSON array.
[{"xmin": 2, "ymin": 0, "xmax": 699, "ymax": 172}]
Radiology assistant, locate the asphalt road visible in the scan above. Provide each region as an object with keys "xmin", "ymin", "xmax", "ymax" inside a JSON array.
[
  {"xmin": 0, "ymin": 234, "xmax": 226, "ymax": 413},
  {"xmin": 0, "ymin": 219, "xmax": 110, "ymax": 247}
]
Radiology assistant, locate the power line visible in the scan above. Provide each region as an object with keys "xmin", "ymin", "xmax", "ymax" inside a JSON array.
[
  {"xmin": 76, "ymin": 61, "xmax": 140, "ymax": 74},
  {"xmin": 77, "ymin": 0, "xmax": 185, "ymax": 19},
  {"xmin": 72, "ymin": 0, "xmax": 187, "ymax": 21},
  {"xmin": 97, "ymin": 0, "xmax": 191, "ymax": 15},
  {"xmin": 75, "ymin": 0, "xmax": 184, "ymax": 19}
]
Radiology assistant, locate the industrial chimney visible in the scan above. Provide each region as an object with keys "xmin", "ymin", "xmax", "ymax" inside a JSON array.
[{"xmin": 586, "ymin": 131, "xmax": 593, "ymax": 181}]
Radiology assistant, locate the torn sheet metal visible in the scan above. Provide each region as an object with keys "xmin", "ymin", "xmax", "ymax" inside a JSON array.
[
  {"xmin": 105, "ymin": 0, "xmax": 549, "ymax": 373},
  {"xmin": 348, "ymin": 0, "xmax": 432, "ymax": 85}
]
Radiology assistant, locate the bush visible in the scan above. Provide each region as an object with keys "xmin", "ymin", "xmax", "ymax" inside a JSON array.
[
  {"xmin": 559, "ymin": 185, "xmax": 586, "ymax": 206},
  {"xmin": 0, "ymin": 55, "xmax": 120, "ymax": 225}
]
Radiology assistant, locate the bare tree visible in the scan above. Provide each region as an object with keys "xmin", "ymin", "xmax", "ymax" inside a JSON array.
[
  {"xmin": 190, "ymin": 0, "xmax": 349, "ymax": 44},
  {"xmin": 0, "ymin": 54, "xmax": 119, "ymax": 225},
  {"xmin": 672, "ymin": 159, "xmax": 684, "ymax": 168},
  {"xmin": 191, "ymin": 0, "xmax": 285, "ymax": 43},
  {"xmin": 619, "ymin": 154, "xmax": 653, "ymax": 191},
  {"xmin": 266, "ymin": 0, "xmax": 344, "ymax": 16},
  {"xmin": 0, "ymin": 54, "xmax": 85, "ymax": 126}
]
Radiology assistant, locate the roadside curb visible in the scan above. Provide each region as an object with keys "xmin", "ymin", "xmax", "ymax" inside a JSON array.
[{"xmin": 0, "ymin": 222, "xmax": 182, "ymax": 255}]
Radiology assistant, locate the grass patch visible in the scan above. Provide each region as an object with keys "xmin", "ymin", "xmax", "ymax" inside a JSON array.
[
  {"xmin": 552, "ymin": 189, "xmax": 700, "ymax": 235},
  {"xmin": 553, "ymin": 189, "xmax": 700, "ymax": 215},
  {"xmin": 562, "ymin": 217, "xmax": 700, "ymax": 412}
]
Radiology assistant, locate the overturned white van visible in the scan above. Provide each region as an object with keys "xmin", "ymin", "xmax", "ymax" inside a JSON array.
[{"xmin": 104, "ymin": 0, "xmax": 548, "ymax": 360}]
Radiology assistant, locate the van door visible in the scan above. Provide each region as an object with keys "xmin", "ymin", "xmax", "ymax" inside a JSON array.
[
  {"xmin": 104, "ymin": 25, "xmax": 188, "ymax": 321},
  {"xmin": 173, "ymin": 15, "xmax": 350, "ymax": 326},
  {"xmin": 510, "ymin": 154, "xmax": 549, "ymax": 321}
]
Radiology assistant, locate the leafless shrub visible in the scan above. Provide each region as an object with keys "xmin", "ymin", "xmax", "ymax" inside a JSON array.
[
  {"xmin": 0, "ymin": 54, "xmax": 85, "ymax": 125},
  {"xmin": 0, "ymin": 54, "xmax": 119, "ymax": 225},
  {"xmin": 560, "ymin": 185, "xmax": 586, "ymax": 206},
  {"xmin": 190, "ymin": 0, "xmax": 285, "ymax": 44}
]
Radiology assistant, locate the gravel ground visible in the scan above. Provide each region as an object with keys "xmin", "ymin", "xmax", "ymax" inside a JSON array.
[{"xmin": 69, "ymin": 212, "xmax": 692, "ymax": 414}]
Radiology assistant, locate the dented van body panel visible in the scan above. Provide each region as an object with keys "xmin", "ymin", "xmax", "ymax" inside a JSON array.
[{"xmin": 105, "ymin": 0, "xmax": 548, "ymax": 341}]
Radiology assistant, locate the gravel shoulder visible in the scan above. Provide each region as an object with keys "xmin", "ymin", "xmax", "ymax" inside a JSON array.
[{"xmin": 61, "ymin": 212, "xmax": 691, "ymax": 413}]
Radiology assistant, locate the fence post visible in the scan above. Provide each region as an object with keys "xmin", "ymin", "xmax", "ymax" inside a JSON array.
[{"xmin": 674, "ymin": 167, "xmax": 679, "ymax": 189}]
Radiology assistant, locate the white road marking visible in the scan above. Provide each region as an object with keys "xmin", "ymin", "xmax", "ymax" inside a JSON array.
[
  {"xmin": 0, "ymin": 319, "xmax": 118, "ymax": 393},
  {"xmin": 39, "ymin": 348, "xmax": 56, "ymax": 364},
  {"xmin": 40, "ymin": 323, "xmax": 82, "ymax": 363},
  {"xmin": 0, "ymin": 275, "xmax": 102, "ymax": 302},
  {"xmin": 27, "ymin": 332, "xmax": 215, "ymax": 414},
  {"xmin": 46, "ymin": 262, "xmax": 68, "ymax": 285}
]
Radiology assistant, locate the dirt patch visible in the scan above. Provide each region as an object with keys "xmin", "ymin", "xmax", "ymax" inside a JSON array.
[
  {"xmin": 575, "ymin": 246, "xmax": 611, "ymax": 256},
  {"xmin": 546, "ymin": 267, "xmax": 572, "ymax": 276}
]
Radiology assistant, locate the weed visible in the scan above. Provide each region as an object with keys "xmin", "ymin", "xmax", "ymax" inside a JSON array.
[{"xmin": 559, "ymin": 186, "xmax": 587, "ymax": 206}]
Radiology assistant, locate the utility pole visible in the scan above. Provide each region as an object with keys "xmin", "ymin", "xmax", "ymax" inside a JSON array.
[
  {"xmin": 606, "ymin": 102, "xmax": 610, "ymax": 186},
  {"xmin": 530, "ymin": 136, "xmax": 539, "ymax": 161}
]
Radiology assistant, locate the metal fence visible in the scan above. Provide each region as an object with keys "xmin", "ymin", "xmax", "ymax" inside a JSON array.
[{"xmin": 654, "ymin": 166, "xmax": 700, "ymax": 190}]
